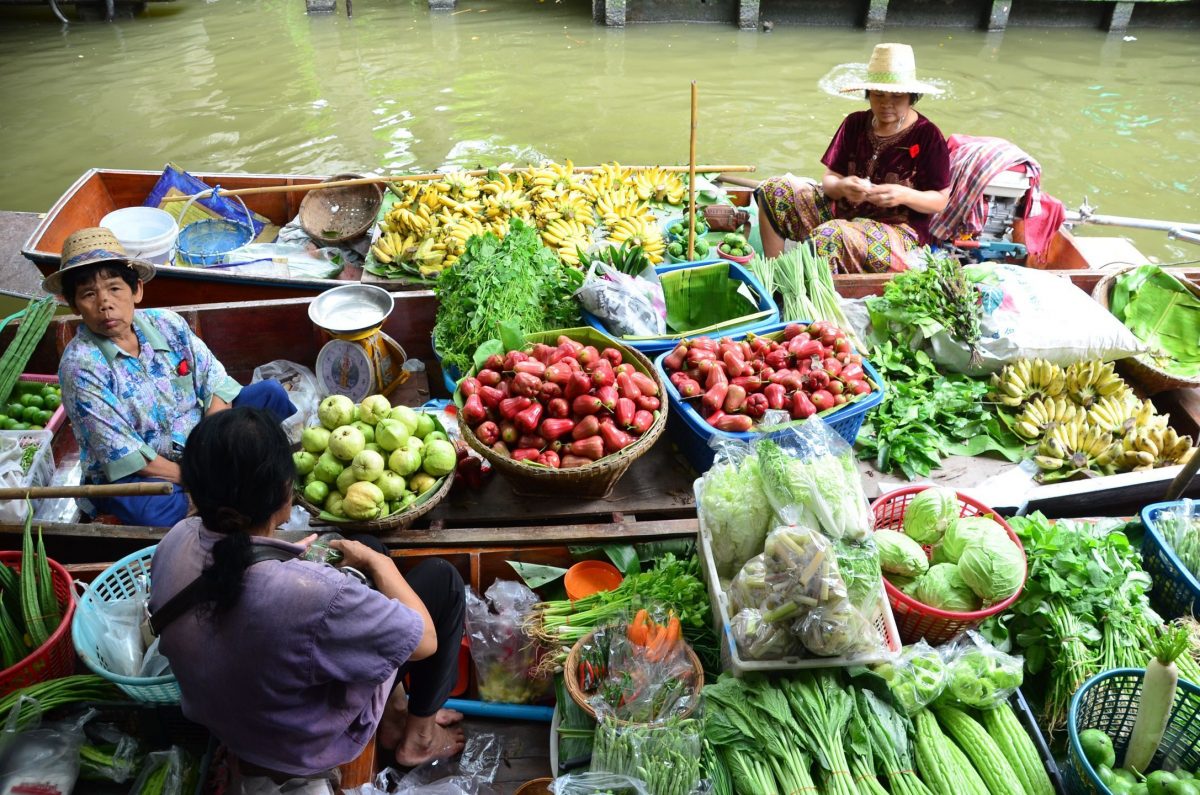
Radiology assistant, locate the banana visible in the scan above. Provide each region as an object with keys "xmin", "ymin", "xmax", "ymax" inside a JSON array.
[
  {"xmin": 606, "ymin": 216, "xmax": 666, "ymax": 263},
  {"xmin": 632, "ymin": 167, "xmax": 687, "ymax": 205},
  {"xmin": 1013, "ymin": 397, "xmax": 1081, "ymax": 439},
  {"xmin": 1065, "ymin": 360, "xmax": 1127, "ymax": 408},
  {"xmin": 1036, "ymin": 417, "xmax": 1115, "ymax": 478},
  {"xmin": 989, "ymin": 358, "xmax": 1065, "ymax": 408},
  {"xmin": 1118, "ymin": 425, "xmax": 1195, "ymax": 471}
]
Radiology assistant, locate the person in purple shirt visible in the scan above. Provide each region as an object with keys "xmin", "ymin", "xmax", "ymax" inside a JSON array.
[
  {"xmin": 756, "ymin": 43, "xmax": 952, "ymax": 274},
  {"xmin": 148, "ymin": 408, "xmax": 467, "ymax": 784}
]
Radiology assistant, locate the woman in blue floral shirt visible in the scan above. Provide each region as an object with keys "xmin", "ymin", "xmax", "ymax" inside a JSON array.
[{"xmin": 47, "ymin": 228, "xmax": 296, "ymax": 526}]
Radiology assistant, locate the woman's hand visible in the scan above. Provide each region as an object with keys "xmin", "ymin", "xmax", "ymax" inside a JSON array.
[
  {"xmin": 839, "ymin": 176, "xmax": 874, "ymax": 203},
  {"xmin": 329, "ymin": 538, "xmax": 392, "ymax": 574},
  {"xmin": 866, "ymin": 183, "xmax": 912, "ymax": 208}
]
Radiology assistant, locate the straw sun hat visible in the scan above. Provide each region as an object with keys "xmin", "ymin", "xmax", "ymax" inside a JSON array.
[
  {"xmin": 841, "ymin": 43, "xmax": 943, "ymax": 96},
  {"xmin": 43, "ymin": 227, "xmax": 156, "ymax": 296}
]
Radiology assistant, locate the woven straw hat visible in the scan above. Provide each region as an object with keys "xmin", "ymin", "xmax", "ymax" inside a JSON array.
[
  {"xmin": 840, "ymin": 43, "xmax": 942, "ymax": 95},
  {"xmin": 43, "ymin": 227, "xmax": 155, "ymax": 296}
]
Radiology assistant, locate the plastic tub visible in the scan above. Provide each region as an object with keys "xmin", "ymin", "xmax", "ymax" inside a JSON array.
[
  {"xmin": 564, "ymin": 560, "xmax": 623, "ymax": 601},
  {"xmin": 100, "ymin": 206, "xmax": 179, "ymax": 265},
  {"xmin": 580, "ymin": 259, "xmax": 780, "ymax": 359},
  {"xmin": 654, "ymin": 320, "xmax": 886, "ymax": 473}
]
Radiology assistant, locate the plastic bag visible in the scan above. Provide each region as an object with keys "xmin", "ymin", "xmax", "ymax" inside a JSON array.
[
  {"xmin": 576, "ymin": 262, "xmax": 667, "ymax": 337},
  {"xmin": 587, "ymin": 616, "xmax": 699, "ymax": 725},
  {"xmin": 552, "ymin": 772, "xmax": 651, "ymax": 795},
  {"xmin": 1158, "ymin": 498, "xmax": 1200, "ymax": 578},
  {"xmin": 730, "ymin": 608, "xmax": 800, "ymax": 660},
  {"xmin": 591, "ymin": 711, "xmax": 703, "ymax": 795},
  {"xmin": 792, "ymin": 595, "xmax": 875, "ymax": 658},
  {"xmin": 754, "ymin": 419, "xmax": 871, "ymax": 542},
  {"xmin": 251, "ymin": 360, "xmax": 321, "ymax": 445},
  {"xmin": 0, "ymin": 701, "xmax": 89, "ymax": 795},
  {"xmin": 938, "ymin": 630, "xmax": 1024, "ymax": 710},
  {"xmin": 78, "ymin": 721, "xmax": 140, "ymax": 783},
  {"xmin": 0, "ymin": 436, "xmax": 45, "ymax": 525},
  {"xmin": 223, "ymin": 243, "xmax": 344, "ymax": 279},
  {"xmin": 698, "ymin": 438, "xmax": 772, "ymax": 580},
  {"xmin": 78, "ymin": 574, "xmax": 151, "ymax": 678},
  {"xmin": 464, "ymin": 581, "xmax": 547, "ymax": 704},
  {"xmin": 759, "ymin": 523, "xmax": 846, "ymax": 624},
  {"xmin": 129, "ymin": 747, "xmax": 196, "ymax": 795},
  {"xmin": 344, "ymin": 733, "xmax": 499, "ymax": 795},
  {"xmin": 728, "ymin": 554, "xmax": 769, "ymax": 614},
  {"xmin": 873, "ymin": 641, "xmax": 948, "ymax": 715}
]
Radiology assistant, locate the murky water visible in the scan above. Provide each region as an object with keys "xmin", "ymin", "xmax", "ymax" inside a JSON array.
[{"xmin": 1, "ymin": 0, "xmax": 1198, "ymax": 261}]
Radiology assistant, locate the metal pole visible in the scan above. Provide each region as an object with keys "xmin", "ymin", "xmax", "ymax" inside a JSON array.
[
  {"xmin": 1168, "ymin": 229, "xmax": 1200, "ymax": 247},
  {"xmin": 1066, "ymin": 210, "xmax": 1200, "ymax": 235}
]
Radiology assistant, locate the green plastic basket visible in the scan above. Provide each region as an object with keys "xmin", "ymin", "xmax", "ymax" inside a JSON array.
[{"xmin": 1066, "ymin": 668, "xmax": 1200, "ymax": 794}]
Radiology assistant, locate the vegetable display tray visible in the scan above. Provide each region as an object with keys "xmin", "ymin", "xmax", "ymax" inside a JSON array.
[
  {"xmin": 655, "ymin": 320, "xmax": 886, "ymax": 473},
  {"xmin": 1066, "ymin": 668, "xmax": 1200, "ymax": 795},
  {"xmin": 1139, "ymin": 500, "xmax": 1200, "ymax": 620},
  {"xmin": 579, "ymin": 259, "xmax": 780, "ymax": 358},
  {"xmin": 694, "ymin": 478, "xmax": 901, "ymax": 676}
]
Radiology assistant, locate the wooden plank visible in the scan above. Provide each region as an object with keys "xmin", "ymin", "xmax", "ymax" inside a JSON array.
[{"xmin": 376, "ymin": 518, "xmax": 699, "ymax": 547}]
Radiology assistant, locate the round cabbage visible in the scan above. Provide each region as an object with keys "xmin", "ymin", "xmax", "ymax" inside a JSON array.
[
  {"xmin": 913, "ymin": 563, "xmax": 980, "ymax": 613},
  {"xmin": 902, "ymin": 487, "xmax": 959, "ymax": 544},
  {"xmin": 876, "ymin": 529, "xmax": 930, "ymax": 578},
  {"xmin": 957, "ymin": 536, "xmax": 1024, "ymax": 604},
  {"xmin": 940, "ymin": 516, "xmax": 1009, "ymax": 564}
]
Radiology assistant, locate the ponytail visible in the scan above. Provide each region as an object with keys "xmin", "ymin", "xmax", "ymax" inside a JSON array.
[{"xmin": 202, "ymin": 532, "xmax": 254, "ymax": 615}]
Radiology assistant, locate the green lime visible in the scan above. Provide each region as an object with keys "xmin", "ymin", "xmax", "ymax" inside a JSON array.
[
  {"xmin": 43, "ymin": 394, "xmax": 60, "ymax": 411},
  {"xmin": 21, "ymin": 406, "xmax": 40, "ymax": 423},
  {"xmin": 40, "ymin": 386, "xmax": 59, "ymax": 399},
  {"xmin": 28, "ymin": 424, "xmax": 43, "ymax": 431},
  {"xmin": 36, "ymin": 410, "xmax": 52, "ymax": 426},
  {"xmin": 12, "ymin": 422, "xmax": 29, "ymax": 431},
  {"xmin": 18, "ymin": 394, "xmax": 43, "ymax": 410},
  {"xmin": 0, "ymin": 418, "xmax": 14, "ymax": 431},
  {"xmin": 5, "ymin": 403, "xmax": 22, "ymax": 418}
]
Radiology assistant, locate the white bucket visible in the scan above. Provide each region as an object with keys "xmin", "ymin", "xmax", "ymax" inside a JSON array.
[{"xmin": 100, "ymin": 207, "xmax": 179, "ymax": 265}]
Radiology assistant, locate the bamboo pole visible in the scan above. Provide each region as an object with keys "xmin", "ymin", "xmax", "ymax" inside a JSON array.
[
  {"xmin": 160, "ymin": 164, "xmax": 757, "ymax": 203},
  {"xmin": 0, "ymin": 481, "xmax": 175, "ymax": 501},
  {"xmin": 687, "ymin": 82, "xmax": 698, "ymax": 262}
]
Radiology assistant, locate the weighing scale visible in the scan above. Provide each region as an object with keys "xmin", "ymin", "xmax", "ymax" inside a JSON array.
[{"xmin": 309, "ymin": 284, "xmax": 409, "ymax": 403}]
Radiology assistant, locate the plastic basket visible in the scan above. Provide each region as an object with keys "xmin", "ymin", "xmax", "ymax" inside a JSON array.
[
  {"xmin": 72, "ymin": 546, "xmax": 181, "ymax": 704},
  {"xmin": 1139, "ymin": 500, "xmax": 1200, "ymax": 619},
  {"xmin": 0, "ymin": 551, "xmax": 77, "ymax": 697},
  {"xmin": 869, "ymin": 486, "xmax": 1026, "ymax": 645},
  {"xmin": 695, "ymin": 478, "xmax": 901, "ymax": 676},
  {"xmin": 175, "ymin": 189, "xmax": 256, "ymax": 267},
  {"xmin": 1066, "ymin": 668, "xmax": 1200, "ymax": 795},
  {"xmin": 580, "ymin": 259, "xmax": 780, "ymax": 358},
  {"xmin": 0, "ymin": 430, "xmax": 55, "ymax": 523},
  {"xmin": 654, "ymin": 320, "xmax": 886, "ymax": 473}
]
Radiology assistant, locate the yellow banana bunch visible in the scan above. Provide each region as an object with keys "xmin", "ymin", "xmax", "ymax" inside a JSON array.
[
  {"xmin": 632, "ymin": 167, "xmax": 687, "ymax": 205},
  {"xmin": 607, "ymin": 217, "xmax": 665, "ymax": 264},
  {"xmin": 413, "ymin": 237, "xmax": 446, "ymax": 277},
  {"xmin": 595, "ymin": 189, "xmax": 655, "ymax": 227},
  {"xmin": 1065, "ymin": 360, "xmax": 1126, "ymax": 408},
  {"xmin": 1118, "ymin": 425, "xmax": 1195, "ymax": 471},
  {"xmin": 988, "ymin": 358, "xmax": 1066, "ymax": 408},
  {"xmin": 1034, "ymin": 417, "xmax": 1117, "ymax": 475},
  {"xmin": 369, "ymin": 231, "xmax": 417, "ymax": 264},
  {"xmin": 526, "ymin": 160, "xmax": 581, "ymax": 198},
  {"xmin": 483, "ymin": 190, "xmax": 532, "ymax": 221},
  {"xmin": 441, "ymin": 217, "xmax": 486, "ymax": 257},
  {"xmin": 579, "ymin": 162, "xmax": 631, "ymax": 199},
  {"xmin": 481, "ymin": 170, "xmax": 524, "ymax": 196},
  {"xmin": 383, "ymin": 204, "xmax": 432, "ymax": 236},
  {"xmin": 1012, "ymin": 397, "xmax": 1081, "ymax": 440},
  {"xmin": 1086, "ymin": 395, "xmax": 1162, "ymax": 438},
  {"xmin": 441, "ymin": 171, "xmax": 482, "ymax": 200},
  {"xmin": 534, "ymin": 191, "xmax": 596, "ymax": 228},
  {"xmin": 541, "ymin": 218, "xmax": 592, "ymax": 249}
]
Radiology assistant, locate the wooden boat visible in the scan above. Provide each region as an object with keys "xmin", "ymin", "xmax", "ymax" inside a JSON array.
[{"xmin": 23, "ymin": 168, "xmax": 1113, "ymax": 310}]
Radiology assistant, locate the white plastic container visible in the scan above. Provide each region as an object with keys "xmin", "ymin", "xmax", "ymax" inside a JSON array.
[{"xmin": 100, "ymin": 206, "xmax": 179, "ymax": 265}]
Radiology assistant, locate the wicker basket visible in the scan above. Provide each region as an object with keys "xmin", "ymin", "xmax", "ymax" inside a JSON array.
[
  {"xmin": 564, "ymin": 628, "xmax": 703, "ymax": 723},
  {"xmin": 458, "ymin": 328, "xmax": 668, "ymax": 500},
  {"xmin": 1092, "ymin": 267, "xmax": 1200, "ymax": 395},
  {"xmin": 299, "ymin": 173, "xmax": 384, "ymax": 246},
  {"xmin": 515, "ymin": 779, "xmax": 554, "ymax": 795},
  {"xmin": 294, "ymin": 467, "xmax": 453, "ymax": 533}
]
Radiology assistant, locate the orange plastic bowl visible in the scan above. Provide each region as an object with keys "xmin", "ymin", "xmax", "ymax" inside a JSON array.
[{"xmin": 564, "ymin": 560, "xmax": 624, "ymax": 601}]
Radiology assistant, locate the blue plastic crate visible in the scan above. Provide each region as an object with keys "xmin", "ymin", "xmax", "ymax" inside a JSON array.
[
  {"xmin": 1066, "ymin": 668, "xmax": 1200, "ymax": 795},
  {"xmin": 1140, "ymin": 500, "xmax": 1200, "ymax": 619},
  {"xmin": 654, "ymin": 320, "xmax": 886, "ymax": 473},
  {"xmin": 581, "ymin": 259, "xmax": 780, "ymax": 359}
]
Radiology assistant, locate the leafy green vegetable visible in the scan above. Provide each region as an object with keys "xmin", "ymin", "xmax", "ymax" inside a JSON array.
[
  {"xmin": 700, "ymin": 455, "xmax": 773, "ymax": 579},
  {"xmin": 1110, "ymin": 264, "xmax": 1200, "ymax": 377},
  {"xmin": 856, "ymin": 341, "xmax": 1025, "ymax": 480},
  {"xmin": 874, "ymin": 641, "xmax": 946, "ymax": 715},
  {"xmin": 875, "ymin": 529, "xmax": 929, "ymax": 578},
  {"xmin": 902, "ymin": 487, "xmax": 959, "ymax": 544},
  {"xmin": 433, "ymin": 219, "xmax": 583, "ymax": 373},
  {"xmin": 913, "ymin": 563, "xmax": 980, "ymax": 613},
  {"xmin": 957, "ymin": 535, "xmax": 1024, "ymax": 604},
  {"xmin": 938, "ymin": 516, "xmax": 1009, "ymax": 564},
  {"xmin": 757, "ymin": 439, "xmax": 871, "ymax": 541}
]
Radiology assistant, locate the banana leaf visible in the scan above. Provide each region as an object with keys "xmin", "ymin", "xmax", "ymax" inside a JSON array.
[
  {"xmin": 659, "ymin": 262, "xmax": 762, "ymax": 335},
  {"xmin": 1111, "ymin": 265, "xmax": 1200, "ymax": 377}
]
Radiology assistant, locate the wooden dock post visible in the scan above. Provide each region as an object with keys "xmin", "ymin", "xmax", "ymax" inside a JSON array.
[
  {"xmin": 603, "ymin": 0, "xmax": 625, "ymax": 26},
  {"xmin": 738, "ymin": 0, "xmax": 761, "ymax": 30},
  {"xmin": 865, "ymin": 0, "xmax": 889, "ymax": 30},
  {"xmin": 305, "ymin": 0, "xmax": 336, "ymax": 13},
  {"xmin": 1107, "ymin": 1, "xmax": 1135, "ymax": 29},
  {"xmin": 987, "ymin": 0, "xmax": 1012, "ymax": 30}
]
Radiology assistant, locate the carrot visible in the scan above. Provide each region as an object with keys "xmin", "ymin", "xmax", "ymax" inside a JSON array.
[{"xmin": 628, "ymin": 609, "xmax": 650, "ymax": 646}]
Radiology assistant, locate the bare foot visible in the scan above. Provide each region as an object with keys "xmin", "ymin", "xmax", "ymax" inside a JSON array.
[
  {"xmin": 394, "ymin": 712, "xmax": 466, "ymax": 767},
  {"xmin": 435, "ymin": 708, "xmax": 464, "ymax": 726}
]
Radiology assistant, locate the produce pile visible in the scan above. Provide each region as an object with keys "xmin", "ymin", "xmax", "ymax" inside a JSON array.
[
  {"xmin": 664, "ymin": 216, "xmax": 710, "ymax": 261},
  {"xmin": 458, "ymin": 337, "xmax": 662, "ymax": 469},
  {"xmin": 878, "ymin": 487, "xmax": 1024, "ymax": 614},
  {"xmin": 1154, "ymin": 500, "xmax": 1200, "ymax": 583},
  {"xmin": 749, "ymin": 244, "xmax": 857, "ymax": 343},
  {"xmin": 1107, "ymin": 264, "xmax": 1200, "ymax": 378},
  {"xmin": 295, "ymin": 394, "xmax": 455, "ymax": 522},
  {"xmin": 661, "ymin": 322, "xmax": 875, "ymax": 433},
  {"xmin": 0, "ymin": 516, "xmax": 63, "ymax": 668},
  {"xmin": 368, "ymin": 162, "xmax": 691, "ymax": 279},
  {"xmin": 989, "ymin": 357, "xmax": 1195, "ymax": 481},
  {"xmin": 0, "ymin": 380, "xmax": 61, "ymax": 431},
  {"xmin": 715, "ymin": 232, "xmax": 752, "ymax": 260},
  {"xmin": 982, "ymin": 513, "xmax": 1200, "ymax": 733},
  {"xmin": 700, "ymin": 421, "xmax": 887, "ymax": 661}
]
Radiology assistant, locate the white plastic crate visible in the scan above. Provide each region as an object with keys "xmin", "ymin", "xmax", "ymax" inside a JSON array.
[
  {"xmin": 694, "ymin": 478, "xmax": 901, "ymax": 676},
  {"xmin": 0, "ymin": 430, "xmax": 55, "ymax": 524}
]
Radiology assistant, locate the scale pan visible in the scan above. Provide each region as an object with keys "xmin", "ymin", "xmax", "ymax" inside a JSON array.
[{"xmin": 308, "ymin": 284, "xmax": 395, "ymax": 335}]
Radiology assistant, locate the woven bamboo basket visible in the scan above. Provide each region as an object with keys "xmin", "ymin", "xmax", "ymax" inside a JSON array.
[
  {"xmin": 564, "ymin": 628, "xmax": 703, "ymax": 724},
  {"xmin": 515, "ymin": 779, "xmax": 554, "ymax": 795},
  {"xmin": 1092, "ymin": 267, "xmax": 1200, "ymax": 395},
  {"xmin": 458, "ymin": 328, "xmax": 668, "ymax": 500},
  {"xmin": 299, "ymin": 173, "xmax": 384, "ymax": 246},
  {"xmin": 294, "ymin": 467, "xmax": 452, "ymax": 533}
]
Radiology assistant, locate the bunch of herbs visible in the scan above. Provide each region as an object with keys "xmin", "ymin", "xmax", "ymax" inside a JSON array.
[
  {"xmin": 855, "ymin": 341, "xmax": 1024, "ymax": 480},
  {"xmin": 433, "ymin": 218, "xmax": 583, "ymax": 374}
]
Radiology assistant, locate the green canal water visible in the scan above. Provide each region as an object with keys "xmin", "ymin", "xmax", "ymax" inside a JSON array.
[{"xmin": 1, "ymin": 0, "xmax": 1199, "ymax": 261}]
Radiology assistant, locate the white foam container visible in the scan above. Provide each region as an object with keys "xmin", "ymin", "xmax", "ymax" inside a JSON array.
[{"xmin": 100, "ymin": 207, "xmax": 179, "ymax": 265}]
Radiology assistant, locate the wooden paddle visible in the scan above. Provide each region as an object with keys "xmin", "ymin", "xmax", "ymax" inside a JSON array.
[
  {"xmin": 159, "ymin": 164, "xmax": 758, "ymax": 204},
  {"xmin": 0, "ymin": 481, "xmax": 175, "ymax": 501}
]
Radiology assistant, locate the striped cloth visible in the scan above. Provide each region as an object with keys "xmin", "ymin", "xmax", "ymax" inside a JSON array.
[{"xmin": 928, "ymin": 135, "xmax": 1043, "ymax": 246}]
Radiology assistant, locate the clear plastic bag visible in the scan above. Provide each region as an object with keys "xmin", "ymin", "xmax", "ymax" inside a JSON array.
[
  {"xmin": 552, "ymin": 772, "xmax": 652, "ymax": 795},
  {"xmin": 759, "ymin": 523, "xmax": 846, "ymax": 624},
  {"xmin": 129, "ymin": 747, "xmax": 195, "ymax": 795},
  {"xmin": 938, "ymin": 630, "xmax": 1024, "ymax": 710},
  {"xmin": 575, "ymin": 262, "xmax": 667, "ymax": 337},
  {"xmin": 730, "ymin": 608, "xmax": 800, "ymax": 660},
  {"xmin": 873, "ymin": 641, "xmax": 948, "ymax": 716},
  {"xmin": 78, "ymin": 720, "xmax": 140, "ymax": 783},
  {"xmin": 698, "ymin": 439, "xmax": 773, "ymax": 581},
  {"xmin": 344, "ymin": 733, "xmax": 499, "ymax": 795},
  {"xmin": 77, "ymin": 574, "xmax": 152, "ymax": 678},
  {"xmin": 727, "ymin": 554, "xmax": 769, "ymax": 614},
  {"xmin": 1158, "ymin": 498, "xmax": 1200, "ymax": 577},
  {"xmin": 0, "ymin": 700, "xmax": 89, "ymax": 795},
  {"xmin": 588, "ymin": 614, "xmax": 699, "ymax": 725},
  {"xmin": 590, "ymin": 710, "xmax": 703, "ymax": 795},
  {"xmin": 464, "ymin": 581, "xmax": 548, "ymax": 704},
  {"xmin": 251, "ymin": 360, "xmax": 321, "ymax": 445}
]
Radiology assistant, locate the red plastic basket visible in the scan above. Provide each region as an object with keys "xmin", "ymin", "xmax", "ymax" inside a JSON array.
[
  {"xmin": 870, "ymin": 486, "xmax": 1026, "ymax": 645},
  {"xmin": 0, "ymin": 550, "xmax": 77, "ymax": 696}
]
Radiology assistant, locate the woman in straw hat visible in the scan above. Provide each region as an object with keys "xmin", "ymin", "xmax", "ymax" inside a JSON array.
[
  {"xmin": 756, "ymin": 43, "xmax": 951, "ymax": 274},
  {"xmin": 47, "ymin": 227, "xmax": 297, "ymax": 528}
]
